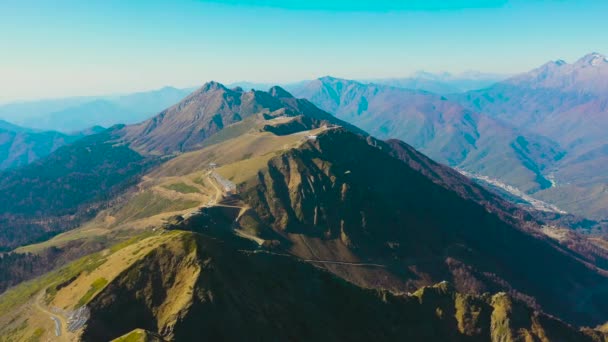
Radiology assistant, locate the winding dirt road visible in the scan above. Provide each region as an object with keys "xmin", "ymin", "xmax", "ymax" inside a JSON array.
[{"xmin": 34, "ymin": 291, "xmax": 67, "ymax": 338}]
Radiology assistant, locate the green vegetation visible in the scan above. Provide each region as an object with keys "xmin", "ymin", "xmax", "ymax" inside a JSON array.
[
  {"xmin": 0, "ymin": 129, "xmax": 155, "ymax": 250},
  {"xmin": 108, "ymin": 232, "xmax": 156, "ymax": 254},
  {"xmin": 111, "ymin": 329, "xmax": 164, "ymax": 342},
  {"xmin": 163, "ymin": 182, "xmax": 200, "ymax": 194},
  {"xmin": 2, "ymin": 319, "xmax": 29, "ymax": 340},
  {"xmin": 112, "ymin": 191, "xmax": 200, "ymax": 225},
  {"xmin": 0, "ymin": 231, "xmax": 159, "ymax": 313},
  {"xmin": 26, "ymin": 328, "xmax": 45, "ymax": 342},
  {"xmin": 198, "ymin": 116, "xmax": 258, "ymax": 149},
  {"xmin": 180, "ymin": 234, "xmax": 198, "ymax": 254},
  {"xmin": 0, "ymin": 250, "xmax": 105, "ymax": 312},
  {"xmin": 112, "ymin": 329, "xmax": 144, "ymax": 342},
  {"xmin": 77, "ymin": 277, "xmax": 108, "ymax": 307}
]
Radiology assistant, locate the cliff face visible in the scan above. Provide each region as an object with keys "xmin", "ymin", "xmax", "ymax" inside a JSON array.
[
  {"xmin": 81, "ymin": 232, "xmax": 602, "ymax": 342},
  {"xmin": 241, "ymin": 128, "xmax": 608, "ymax": 327}
]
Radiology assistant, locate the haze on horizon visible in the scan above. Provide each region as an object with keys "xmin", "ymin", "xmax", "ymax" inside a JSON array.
[{"xmin": 1, "ymin": 0, "xmax": 606, "ymax": 102}]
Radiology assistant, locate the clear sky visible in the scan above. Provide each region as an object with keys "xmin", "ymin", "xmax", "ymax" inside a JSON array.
[{"xmin": 1, "ymin": 0, "xmax": 606, "ymax": 102}]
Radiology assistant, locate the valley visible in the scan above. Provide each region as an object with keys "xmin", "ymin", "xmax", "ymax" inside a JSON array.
[{"xmin": 456, "ymin": 169, "xmax": 567, "ymax": 214}]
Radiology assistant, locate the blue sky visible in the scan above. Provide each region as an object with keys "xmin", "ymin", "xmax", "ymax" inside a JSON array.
[{"xmin": 1, "ymin": 0, "xmax": 606, "ymax": 101}]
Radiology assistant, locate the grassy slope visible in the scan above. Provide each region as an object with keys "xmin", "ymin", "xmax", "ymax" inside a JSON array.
[
  {"xmin": 0, "ymin": 230, "xmax": 183, "ymax": 341},
  {"xmin": 80, "ymin": 231, "xmax": 603, "ymax": 341}
]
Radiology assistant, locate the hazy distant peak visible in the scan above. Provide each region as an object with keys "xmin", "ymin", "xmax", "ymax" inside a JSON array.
[
  {"xmin": 554, "ymin": 59, "xmax": 567, "ymax": 66},
  {"xmin": 317, "ymin": 76, "xmax": 365, "ymax": 88},
  {"xmin": 576, "ymin": 52, "xmax": 608, "ymax": 66},
  {"xmin": 158, "ymin": 85, "xmax": 180, "ymax": 91},
  {"xmin": 268, "ymin": 85, "xmax": 293, "ymax": 98},
  {"xmin": 538, "ymin": 60, "xmax": 566, "ymax": 70},
  {"xmin": 317, "ymin": 75, "xmax": 351, "ymax": 83}
]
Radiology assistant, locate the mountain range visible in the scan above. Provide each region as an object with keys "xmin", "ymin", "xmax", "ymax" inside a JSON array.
[
  {"xmin": 0, "ymin": 120, "xmax": 104, "ymax": 170},
  {"xmin": 456, "ymin": 52, "xmax": 608, "ymax": 219},
  {"xmin": 290, "ymin": 76, "xmax": 565, "ymax": 195},
  {"xmin": 230, "ymin": 71, "xmax": 505, "ymax": 95},
  {"xmin": 283, "ymin": 53, "xmax": 608, "ymax": 222},
  {"xmin": 1, "ymin": 82, "xmax": 608, "ymax": 340},
  {"xmin": 0, "ymin": 86, "xmax": 193, "ymax": 132},
  {"xmin": 365, "ymin": 71, "xmax": 507, "ymax": 94}
]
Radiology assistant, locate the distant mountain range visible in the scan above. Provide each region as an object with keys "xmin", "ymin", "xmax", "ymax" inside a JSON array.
[
  {"xmin": 456, "ymin": 52, "xmax": 608, "ymax": 219},
  {"xmin": 290, "ymin": 76, "xmax": 565, "ymax": 195},
  {"xmin": 0, "ymin": 120, "xmax": 104, "ymax": 170},
  {"xmin": 230, "ymin": 71, "xmax": 506, "ymax": 95},
  {"xmin": 284, "ymin": 53, "xmax": 608, "ymax": 221},
  {"xmin": 365, "ymin": 70, "xmax": 507, "ymax": 94},
  {"xmin": 0, "ymin": 86, "xmax": 193, "ymax": 132}
]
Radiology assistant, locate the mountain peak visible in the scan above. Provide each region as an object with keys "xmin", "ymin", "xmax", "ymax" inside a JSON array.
[
  {"xmin": 268, "ymin": 86, "xmax": 293, "ymax": 98},
  {"xmin": 576, "ymin": 52, "xmax": 607, "ymax": 66},
  {"xmin": 538, "ymin": 59, "xmax": 566, "ymax": 70},
  {"xmin": 554, "ymin": 59, "xmax": 567, "ymax": 66},
  {"xmin": 199, "ymin": 81, "xmax": 228, "ymax": 93},
  {"xmin": 318, "ymin": 75, "xmax": 344, "ymax": 83}
]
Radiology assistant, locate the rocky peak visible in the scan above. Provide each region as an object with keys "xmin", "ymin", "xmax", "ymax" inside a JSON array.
[
  {"xmin": 199, "ymin": 81, "xmax": 228, "ymax": 93},
  {"xmin": 576, "ymin": 52, "xmax": 608, "ymax": 67},
  {"xmin": 268, "ymin": 86, "xmax": 293, "ymax": 99}
]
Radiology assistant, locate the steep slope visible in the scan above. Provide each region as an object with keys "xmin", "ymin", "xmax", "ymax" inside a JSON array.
[
  {"xmin": 238, "ymin": 128, "xmax": 608, "ymax": 326},
  {"xmin": 83, "ymin": 232, "xmax": 603, "ymax": 341},
  {"xmin": 146, "ymin": 121, "xmax": 608, "ymax": 328},
  {"xmin": 457, "ymin": 53, "xmax": 608, "ymax": 219},
  {"xmin": 292, "ymin": 76, "xmax": 565, "ymax": 193},
  {"xmin": 121, "ymin": 82, "xmax": 361, "ymax": 155},
  {"xmin": 2, "ymin": 230, "xmax": 601, "ymax": 341}
]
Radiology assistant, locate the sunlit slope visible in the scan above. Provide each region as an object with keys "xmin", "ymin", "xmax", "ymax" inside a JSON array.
[
  {"xmin": 4, "ymin": 228, "xmax": 603, "ymax": 341},
  {"xmin": 0, "ymin": 230, "xmax": 183, "ymax": 341}
]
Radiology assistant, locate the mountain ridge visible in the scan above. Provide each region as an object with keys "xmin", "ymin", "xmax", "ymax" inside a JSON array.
[
  {"xmin": 121, "ymin": 83, "xmax": 363, "ymax": 155},
  {"xmin": 291, "ymin": 76, "xmax": 566, "ymax": 194},
  {"xmin": 456, "ymin": 52, "xmax": 608, "ymax": 219}
]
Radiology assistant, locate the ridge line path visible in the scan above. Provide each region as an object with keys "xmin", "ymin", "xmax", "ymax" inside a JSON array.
[
  {"xmin": 242, "ymin": 250, "xmax": 387, "ymax": 268},
  {"xmin": 302, "ymin": 259, "xmax": 387, "ymax": 267}
]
